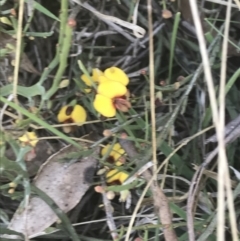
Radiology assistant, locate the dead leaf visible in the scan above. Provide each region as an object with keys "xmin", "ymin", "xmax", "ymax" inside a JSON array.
[{"xmin": 3, "ymin": 143, "xmax": 98, "ymax": 239}]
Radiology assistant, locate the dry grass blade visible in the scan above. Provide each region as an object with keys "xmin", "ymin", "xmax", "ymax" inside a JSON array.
[
  {"xmin": 147, "ymin": 0, "xmax": 157, "ymax": 180},
  {"xmin": 205, "ymin": 0, "xmax": 240, "ymax": 9},
  {"xmin": 218, "ymin": 0, "xmax": 238, "ymax": 240},
  {"xmin": 12, "ymin": 0, "xmax": 24, "ymax": 119}
]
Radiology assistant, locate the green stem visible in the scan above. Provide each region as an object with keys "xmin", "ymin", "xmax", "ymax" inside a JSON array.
[
  {"xmin": 167, "ymin": 12, "xmax": 181, "ymax": 84},
  {"xmin": 43, "ymin": 0, "xmax": 73, "ymax": 100},
  {"xmin": 43, "ymin": 25, "xmax": 73, "ymax": 100}
]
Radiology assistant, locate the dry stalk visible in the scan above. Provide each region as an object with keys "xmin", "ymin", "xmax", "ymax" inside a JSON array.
[{"xmin": 120, "ymin": 137, "xmax": 178, "ymax": 241}]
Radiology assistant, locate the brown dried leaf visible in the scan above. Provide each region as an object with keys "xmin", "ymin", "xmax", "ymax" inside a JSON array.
[{"xmin": 4, "ymin": 144, "xmax": 98, "ymax": 239}]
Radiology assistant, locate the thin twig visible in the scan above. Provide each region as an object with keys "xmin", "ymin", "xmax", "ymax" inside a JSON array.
[
  {"xmin": 101, "ymin": 179, "xmax": 118, "ymax": 240},
  {"xmin": 218, "ymin": 0, "xmax": 238, "ymax": 240},
  {"xmin": 147, "ymin": 0, "xmax": 157, "ymax": 180},
  {"xmin": 217, "ymin": 0, "xmax": 230, "ymax": 239}
]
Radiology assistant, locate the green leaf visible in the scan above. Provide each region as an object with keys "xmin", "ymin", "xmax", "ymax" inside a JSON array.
[
  {"xmin": 25, "ymin": 0, "xmax": 60, "ymax": 22},
  {"xmin": 58, "ymin": 150, "xmax": 93, "ymax": 163},
  {"xmin": 0, "ymin": 225, "xmax": 24, "ymax": 238},
  {"xmin": 0, "ymin": 208, "xmax": 9, "ymax": 224},
  {"xmin": 106, "ymin": 180, "xmax": 139, "ymax": 192},
  {"xmin": 0, "ymin": 84, "xmax": 45, "ymax": 98},
  {"xmin": 0, "ymin": 156, "xmax": 27, "ymax": 176},
  {"xmin": 160, "ymin": 141, "xmax": 193, "ymax": 179}
]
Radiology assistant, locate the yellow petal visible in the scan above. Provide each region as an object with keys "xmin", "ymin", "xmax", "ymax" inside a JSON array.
[
  {"xmin": 93, "ymin": 94, "xmax": 116, "ymax": 117},
  {"xmin": 106, "ymin": 169, "xmax": 129, "ymax": 184},
  {"xmin": 18, "ymin": 131, "xmax": 38, "ymax": 147},
  {"xmin": 101, "ymin": 144, "xmax": 111, "ymax": 157},
  {"xmin": 112, "ymin": 143, "xmax": 121, "ymax": 151},
  {"xmin": 81, "ymin": 68, "xmax": 103, "ymax": 87},
  {"xmin": 101, "ymin": 143, "xmax": 120, "ymax": 157},
  {"xmin": 71, "ymin": 105, "xmax": 87, "ymax": 124},
  {"xmin": 112, "ymin": 148, "xmax": 125, "ymax": 162},
  {"xmin": 104, "ymin": 67, "xmax": 129, "ymax": 86},
  {"xmin": 97, "ymin": 80, "xmax": 127, "ymax": 99},
  {"xmin": 57, "ymin": 106, "xmax": 71, "ymax": 123},
  {"xmin": 106, "ymin": 169, "xmax": 121, "ymax": 183},
  {"xmin": 92, "ymin": 68, "xmax": 103, "ymax": 82},
  {"xmin": 119, "ymin": 172, "xmax": 129, "ymax": 183},
  {"xmin": 98, "ymin": 75, "xmax": 109, "ymax": 84},
  {"xmin": 81, "ymin": 74, "xmax": 92, "ymax": 86}
]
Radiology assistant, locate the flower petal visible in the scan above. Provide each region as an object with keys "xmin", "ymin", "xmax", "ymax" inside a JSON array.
[
  {"xmin": 93, "ymin": 94, "xmax": 116, "ymax": 117},
  {"xmin": 119, "ymin": 172, "xmax": 129, "ymax": 183},
  {"xmin": 80, "ymin": 74, "xmax": 92, "ymax": 86},
  {"xmin": 81, "ymin": 68, "xmax": 103, "ymax": 87},
  {"xmin": 101, "ymin": 143, "xmax": 125, "ymax": 163},
  {"xmin": 101, "ymin": 144, "xmax": 111, "ymax": 157},
  {"xmin": 112, "ymin": 143, "xmax": 122, "ymax": 151},
  {"xmin": 104, "ymin": 67, "xmax": 129, "ymax": 86},
  {"xmin": 92, "ymin": 68, "xmax": 103, "ymax": 82},
  {"xmin": 98, "ymin": 75, "xmax": 109, "ymax": 84},
  {"xmin": 112, "ymin": 148, "xmax": 125, "ymax": 162},
  {"xmin": 106, "ymin": 169, "xmax": 121, "ymax": 183},
  {"xmin": 97, "ymin": 80, "xmax": 127, "ymax": 99},
  {"xmin": 106, "ymin": 169, "xmax": 129, "ymax": 184},
  {"xmin": 71, "ymin": 105, "xmax": 87, "ymax": 124},
  {"xmin": 18, "ymin": 131, "xmax": 38, "ymax": 147},
  {"xmin": 57, "ymin": 106, "xmax": 70, "ymax": 122}
]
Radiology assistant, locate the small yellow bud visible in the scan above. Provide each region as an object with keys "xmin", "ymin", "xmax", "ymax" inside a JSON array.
[
  {"xmin": 8, "ymin": 188, "xmax": 15, "ymax": 194},
  {"xmin": 162, "ymin": 9, "xmax": 173, "ymax": 19},
  {"xmin": 9, "ymin": 182, "xmax": 17, "ymax": 188},
  {"xmin": 106, "ymin": 191, "xmax": 115, "ymax": 200},
  {"xmin": 103, "ymin": 129, "xmax": 113, "ymax": 137}
]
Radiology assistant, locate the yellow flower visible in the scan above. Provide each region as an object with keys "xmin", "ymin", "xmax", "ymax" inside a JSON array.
[
  {"xmin": 18, "ymin": 131, "xmax": 38, "ymax": 147},
  {"xmin": 101, "ymin": 143, "xmax": 125, "ymax": 166},
  {"xmin": 106, "ymin": 169, "xmax": 129, "ymax": 184},
  {"xmin": 97, "ymin": 80, "xmax": 127, "ymax": 98},
  {"xmin": 93, "ymin": 80, "xmax": 130, "ymax": 117},
  {"xmin": 57, "ymin": 104, "xmax": 87, "ymax": 125},
  {"xmin": 81, "ymin": 68, "xmax": 103, "ymax": 92},
  {"xmin": 94, "ymin": 94, "xmax": 116, "ymax": 117},
  {"xmin": 104, "ymin": 67, "xmax": 129, "ymax": 86}
]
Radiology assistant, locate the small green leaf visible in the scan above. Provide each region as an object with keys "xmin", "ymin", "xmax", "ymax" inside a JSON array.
[
  {"xmin": 24, "ymin": 0, "xmax": 60, "ymax": 22},
  {"xmin": 106, "ymin": 180, "xmax": 139, "ymax": 192}
]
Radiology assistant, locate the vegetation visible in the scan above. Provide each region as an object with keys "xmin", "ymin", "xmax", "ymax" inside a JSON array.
[{"xmin": 1, "ymin": 0, "xmax": 240, "ymax": 240}]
